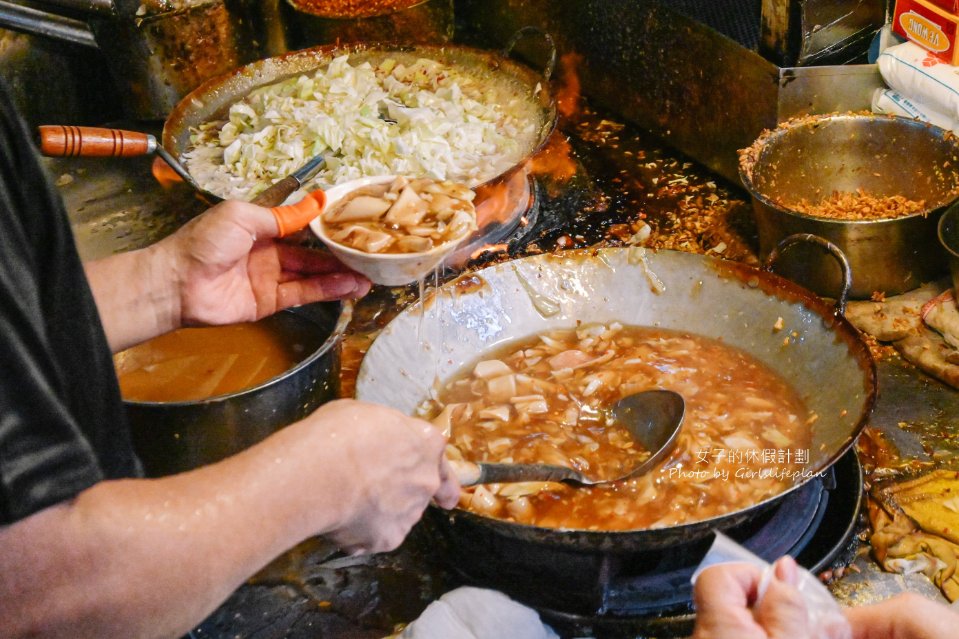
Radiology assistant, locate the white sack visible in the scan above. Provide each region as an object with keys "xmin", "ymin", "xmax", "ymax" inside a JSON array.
[{"xmin": 878, "ymin": 41, "xmax": 959, "ymax": 120}]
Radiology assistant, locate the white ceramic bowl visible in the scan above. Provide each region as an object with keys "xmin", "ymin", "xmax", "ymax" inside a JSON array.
[{"xmin": 309, "ymin": 175, "xmax": 473, "ymax": 286}]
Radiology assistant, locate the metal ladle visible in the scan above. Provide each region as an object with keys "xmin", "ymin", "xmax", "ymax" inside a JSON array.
[{"xmin": 450, "ymin": 389, "xmax": 685, "ymax": 486}]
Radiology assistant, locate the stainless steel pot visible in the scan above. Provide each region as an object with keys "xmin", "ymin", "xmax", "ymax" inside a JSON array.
[
  {"xmin": 355, "ymin": 246, "xmax": 875, "ymax": 548},
  {"xmin": 126, "ymin": 301, "xmax": 350, "ymax": 476},
  {"xmin": 91, "ymin": 0, "xmax": 264, "ymax": 120},
  {"xmin": 739, "ymin": 113, "xmax": 959, "ymax": 299}
]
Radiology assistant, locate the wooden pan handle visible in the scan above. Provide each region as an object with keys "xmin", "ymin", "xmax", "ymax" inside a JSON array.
[{"xmin": 37, "ymin": 125, "xmax": 156, "ymax": 158}]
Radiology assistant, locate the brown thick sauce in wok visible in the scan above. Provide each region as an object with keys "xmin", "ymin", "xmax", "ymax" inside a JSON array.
[{"xmin": 427, "ymin": 324, "xmax": 813, "ymax": 531}]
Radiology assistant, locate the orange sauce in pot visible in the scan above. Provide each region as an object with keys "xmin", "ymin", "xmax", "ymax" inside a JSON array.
[{"xmin": 114, "ymin": 316, "xmax": 315, "ymax": 403}]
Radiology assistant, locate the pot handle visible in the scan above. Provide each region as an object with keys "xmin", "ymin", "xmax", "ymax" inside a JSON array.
[
  {"xmin": 763, "ymin": 233, "xmax": 852, "ymax": 316},
  {"xmin": 502, "ymin": 26, "xmax": 557, "ymax": 81}
]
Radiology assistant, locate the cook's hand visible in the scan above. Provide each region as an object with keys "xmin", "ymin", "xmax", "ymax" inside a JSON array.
[
  {"xmin": 692, "ymin": 557, "xmax": 847, "ymax": 639},
  {"xmin": 305, "ymin": 399, "xmax": 460, "ymax": 555},
  {"xmin": 160, "ymin": 200, "xmax": 371, "ymax": 326},
  {"xmin": 844, "ymin": 592, "xmax": 959, "ymax": 639}
]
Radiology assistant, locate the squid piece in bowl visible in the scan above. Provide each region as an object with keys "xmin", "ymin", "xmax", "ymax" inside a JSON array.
[{"xmin": 309, "ymin": 175, "xmax": 478, "ymax": 286}]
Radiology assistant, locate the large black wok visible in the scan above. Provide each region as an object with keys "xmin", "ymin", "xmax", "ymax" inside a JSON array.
[
  {"xmin": 162, "ymin": 31, "xmax": 557, "ymax": 199},
  {"xmin": 356, "ymin": 247, "xmax": 875, "ymax": 546}
]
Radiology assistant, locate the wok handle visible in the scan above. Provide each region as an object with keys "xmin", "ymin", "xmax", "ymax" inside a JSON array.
[
  {"xmin": 764, "ymin": 233, "xmax": 852, "ymax": 315},
  {"xmin": 502, "ymin": 26, "xmax": 557, "ymax": 81},
  {"xmin": 37, "ymin": 125, "xmax": 156, "ymax": 158}
]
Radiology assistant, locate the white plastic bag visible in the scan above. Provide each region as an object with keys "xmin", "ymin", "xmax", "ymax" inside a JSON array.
[
  {"xmin": 401, "ymin": 587, "xmax": 559, "ymax": 639},
  {"xmin": 878, "ymin": 41, "xmax": 959, "ymax": 120},
  {"xmin": 871, "ymin": 88, "xmax": 959, "ymax": 133},
  {"xmin": 692, "ymin": 532, "xmax": 852, "ymax": 639}
]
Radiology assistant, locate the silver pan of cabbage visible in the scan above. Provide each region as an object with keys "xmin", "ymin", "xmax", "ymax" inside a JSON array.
[{"xmin": 162, "ymin": 38, "xmax": 556, "ymax": 202}]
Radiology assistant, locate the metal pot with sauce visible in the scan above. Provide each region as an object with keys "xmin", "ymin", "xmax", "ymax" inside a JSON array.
[
  {"xmin": 118, "ymin": 301, "xmax": 349, "ymax": 476},
  {"xmin": 281, "ymin": 0, "xmax": 455, "ymax": 48}
]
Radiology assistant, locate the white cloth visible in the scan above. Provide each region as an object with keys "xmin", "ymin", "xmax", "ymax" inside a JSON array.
[{"xmin": 402, "ymin": 587, "xmax": 559, "ymax": 639}]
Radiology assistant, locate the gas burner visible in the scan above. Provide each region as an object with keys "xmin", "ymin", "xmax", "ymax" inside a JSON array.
[{"xmin": 430, "ymin": 450, "xmax": 863, "ymax": 639}]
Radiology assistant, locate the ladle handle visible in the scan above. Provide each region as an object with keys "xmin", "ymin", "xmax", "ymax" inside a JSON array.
[
  {"xmin": 449, "ymin": 459, "xmax": 586, "ymax": 486},
  {"xmin": 252, "ymin": 176, "xmax": 302, "ymax": 207},
  {"xmin": 251, "ymin": 154, "xmax": 327, "ymax": 207},
  {"xmin": 37, "ymin": 125, "xmax": 156, "ymax": 158}
]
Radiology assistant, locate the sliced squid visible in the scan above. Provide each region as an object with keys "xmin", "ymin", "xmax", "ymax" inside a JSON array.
[
  {"xmin": 322, "ymin": 177, "xmax": 477, "ymax": 254},
  {"xmin": 384, "ymin": 185, "xmax": 429, "ymax": 226},
  {"xmin": 325, "ymin": 195, "xmax": 392, "ymax": 223},
  {"xmin": 473, "ymin": 359, "xmax": 513, "ymax": 379}
]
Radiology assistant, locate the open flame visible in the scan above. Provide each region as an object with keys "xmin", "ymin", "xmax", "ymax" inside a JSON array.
[
  {"xmin": 151, "ymin": 156, "xmax": 182, "ymax": 190},
  {"xmin": 530, "ymin": 132, "xmax": 577, "ymax": 189},
  {"xmin": 555, "ymin": 52, "xmax": 583, "ymax": 119},
  {"xmin": 473, "ymin": 168, "xmax": 534, "ymax": 227}
]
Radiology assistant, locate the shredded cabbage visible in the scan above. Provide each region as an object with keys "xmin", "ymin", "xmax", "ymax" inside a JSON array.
[{"xmin": 184, "ymin": 54, "xmax": 541, "ymax": 200}]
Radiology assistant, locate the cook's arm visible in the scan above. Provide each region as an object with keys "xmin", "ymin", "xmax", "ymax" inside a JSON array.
[
  {"xmin": 84, "ymin": 242, "xmax": 180, "ymax": 353},
  {"xmin": 84, "ymin": 200, "xmax": 369, "ymax": 353},
  {"xmin": 0, "ymin": 400, "xmax": 459, "ymax": 639}
]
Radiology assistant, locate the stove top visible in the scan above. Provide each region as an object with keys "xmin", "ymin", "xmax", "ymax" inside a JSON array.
[
  {"xmin": 50, "ymin": 87, "xmax": 940, "ymax": 639},
  {"xmin": 188, "ymin": 96, "xmax": 863, "ymax": 634}
]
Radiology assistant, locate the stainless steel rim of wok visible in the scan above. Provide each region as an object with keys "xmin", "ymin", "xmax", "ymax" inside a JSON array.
[
  {"xmin": 452, "ymin": 389, "xmax": 686, "ymax": 486},
  {"xmin": 355, "ymin": 247, "xmax": 877, "ymax": 552}
]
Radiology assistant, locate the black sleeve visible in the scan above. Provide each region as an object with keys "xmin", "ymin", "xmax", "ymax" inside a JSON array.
[{"xmin": 0, "ymin": 80, "xmax": 138, "ymax": 524}]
